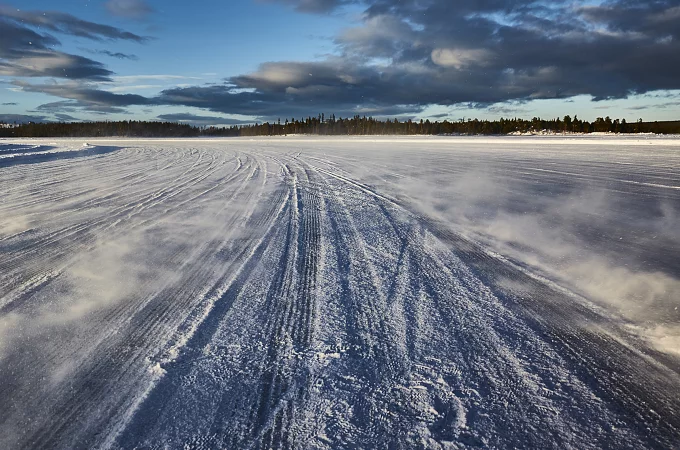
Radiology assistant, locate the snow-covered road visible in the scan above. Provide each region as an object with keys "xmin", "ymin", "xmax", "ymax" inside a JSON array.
[{"xmin": 1, "ymin": 137, "xmax": 679, "ymax": 449}]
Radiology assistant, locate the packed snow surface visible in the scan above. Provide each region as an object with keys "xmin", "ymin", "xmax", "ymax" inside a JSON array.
[{"xmin": 0, "ymin": 136, "xmax": 679, "ymax": 449}]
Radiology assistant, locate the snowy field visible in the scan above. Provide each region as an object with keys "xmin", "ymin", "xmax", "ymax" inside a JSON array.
[{"xmin": 1, "ymin": 136, "xmax": 679, "ymax": 449}]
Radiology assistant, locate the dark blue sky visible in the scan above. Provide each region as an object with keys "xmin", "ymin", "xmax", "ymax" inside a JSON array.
[{"xmin": 2, "ymin": 0, "xmax": 680, "ymax": 125}]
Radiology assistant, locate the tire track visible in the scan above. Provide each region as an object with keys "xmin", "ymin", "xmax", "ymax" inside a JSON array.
[
  {"xmin": 250, "ymin": 161, "xmax": 322, "ymax": 449},
  {"xmin": 301, "ymin": 152, "xmax": 676, "ymax": 448},
  {"xmin": 0, "ymin": 149, "xmax": 245, "ymax": 312},
  {"xmin": 0, "ymin": 149, "xmax": 280, "ymax": 449},
  {"xmin": 115, "ymin": 159, "xmax": 292, "ymax": 450},
  {"xmin": 2, "ymin": 138, "xmax": 679, "ymax": 450}
]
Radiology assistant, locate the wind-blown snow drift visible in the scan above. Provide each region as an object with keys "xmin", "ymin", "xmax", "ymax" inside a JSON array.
[{"xmin": 0, "ymin": 136, "xmax": 678, "ymax": 449}]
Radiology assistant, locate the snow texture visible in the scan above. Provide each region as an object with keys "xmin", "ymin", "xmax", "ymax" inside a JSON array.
[{"xmin": 0, "ymin": 136, "xmax": 679, "ymax": 449}]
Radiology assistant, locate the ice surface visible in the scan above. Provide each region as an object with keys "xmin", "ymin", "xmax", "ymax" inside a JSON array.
[{"xmin": 0, "ymin": 136, "xmax": 678, "ymax": 449}]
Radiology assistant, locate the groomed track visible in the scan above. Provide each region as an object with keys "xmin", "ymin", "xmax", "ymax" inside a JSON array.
[{"xmin": 0, "ymin": 137, "xmax": 679, "ymax": 449}]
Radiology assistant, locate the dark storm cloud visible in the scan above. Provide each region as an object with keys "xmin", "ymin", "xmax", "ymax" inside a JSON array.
[
  {"xmin": 577, "ymin": 2, "xmax": 680, "ymax": 38},
  {"xmin": 15, "ymin": 0, "xmax": 680, "ymax": 119},
  {"xmin": 157, "ymin": 113, "xmax": 256, "ymax": 126},
  {"xmin": 105, "ymin": 0, "xmax": 155, "ymax": 20},
  {"xmin": 156, "ymin": 78, "xmax": 425, "ymax": 119},
  {"xmin": 174, "ymin": 0, "xmax": 678, "ymax": 117},
  {"xmin": 0, "ymin": 7, "xmax": 147, "ymax": 81}
]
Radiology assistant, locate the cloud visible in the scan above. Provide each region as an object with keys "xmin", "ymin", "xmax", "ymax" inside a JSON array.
[
  {"xmin": 14, "ymin": 1, "xmax": 680, "ymax": 120},
  {"xmin": 0, "ymin": 52, "xmax": 113, "ymax": 80},
  {"xmin": 626, "ymin": 101, "xmax": 680, "ymax": 111},
  {"xmin": 431, "ymin": 48, "xmax": 494, "ymax": 69},
  {"xmin": 486, "ymin": 102, "xmax": 528, "ymax": 116},
  {"xmin": 157, "ymin": 113, "xmax": 256, "ymax": 126},
  {"xmin": 156, "ymin": 77, "xmax": 424, "ymax": 120},
  {"xmin": 335, "ymin": 14, "xmax": 418, "ymax": 58},
  {"xmin": 6, "ymin": 0, "xmax": 680, "ymax": 120},
  {"xmin": 0, "ymin": 6, "xmax": 149, "ymax": 42},
  {"xmin": 154, "ymin": 0, "xmax": 680, "ymax": 117},
  {"xmin": 105, "ymin": 0, "xmax": 155, "ymax": 19},
  {"xmin": 262, "ymin": 0, "xmax": 358, "ymax": 14},
  {"xmin": 81, "ymin": 48, "xmax": 139, "ymax": 60},
  {"xmin": 16, "ymin": 81, "xmax": 152, "ymax": 114},
  {"xmin": 34, "ymin": 101, "xmax": 80, "ymax": 113},
  {"xmin": 0, "ymin": 17, "xmax": 112, "ymax": 80},
  {"xmin": 53, "ymin": 113, "xmax": 80, "ymax": 122},
  {"xmin": 2, "ymin": 102, "xmax": 17, "ymax": 105},
  {"xmin": 23, "ymin": 74, "xmax": 422, "ymax": 119},
  {"xmin": 0, "ymin": 113, "xmax": 48, "ymax": 123},
  {"xmin": 16, "ymin": 81, "xmax": 151, "ymax": 106},
  {"xmin": 0, "ymin": 7, "xmax": 147, "ymax": 81}
]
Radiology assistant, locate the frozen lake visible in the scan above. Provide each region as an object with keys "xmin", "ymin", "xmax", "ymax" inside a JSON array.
[{"xmin": 1, "ymin": 136, "xmax": 679, "ymax": 449}]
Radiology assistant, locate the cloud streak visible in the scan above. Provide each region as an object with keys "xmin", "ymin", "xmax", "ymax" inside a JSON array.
[
  {"xmin": 0, "ymin": 6, "xmax": 149, "ymax": 42},
  {"xmin": 262, "ymin": 0, "xmax": 358, "ymax": 14},
  {"xmin": 0, "ymin": 6, "xmax": 147, "ymax": 81},
  {"xmin": 18, "ymin": 81, "xmax": 151, "ymax": 114},
  {"xmin": 81, "ymin": 48, "xmax": 139, "ymax": 60}
]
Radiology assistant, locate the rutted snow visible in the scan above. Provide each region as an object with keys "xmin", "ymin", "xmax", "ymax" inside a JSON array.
[{"xmin": 0, "ymin": 136, "xmax": 678, "ymax": 449}]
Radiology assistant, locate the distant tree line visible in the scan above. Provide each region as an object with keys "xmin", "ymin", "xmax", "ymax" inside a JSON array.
[
  {"xmin": 2, "ymin": 115, "xmax": 679, "ymax": 138},
  {"xmin": 0, "ymin": 120, "xmax": 199, "ymax": 138}
]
